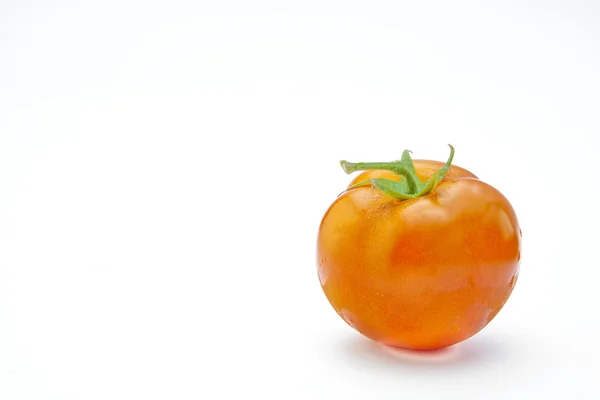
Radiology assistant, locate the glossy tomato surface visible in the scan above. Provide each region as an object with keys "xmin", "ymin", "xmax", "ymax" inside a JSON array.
[{"xmin": 317, "ymin": 162, "xmax": 521, "ymax": 350}]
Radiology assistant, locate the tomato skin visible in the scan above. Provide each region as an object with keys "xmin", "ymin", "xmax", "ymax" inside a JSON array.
[
  {"xmin": 317, "ymin": 172, "xmax": 521, "ymax": 350},
  {"xmin": 348, "ymin": 160, "xmax": 477, "ymax": 188}
]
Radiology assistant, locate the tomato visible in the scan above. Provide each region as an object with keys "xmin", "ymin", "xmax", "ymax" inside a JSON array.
[{"xmin": 317, "ymin": 146, "xmax": 521, "ymax": 350}]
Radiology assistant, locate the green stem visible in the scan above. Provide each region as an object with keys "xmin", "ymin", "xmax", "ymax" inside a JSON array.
[
  {"xmin": 340, "ymin": 145, "xmax": 455, "ymax": 200},
  {"xmin": 340, "ymin": 160, "xmax": 420, "ymax": 194}
]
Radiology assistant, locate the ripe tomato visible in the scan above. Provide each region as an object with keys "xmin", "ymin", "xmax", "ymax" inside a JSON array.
[{"xmin": 317, "ymin": 146, "xmax": 521, "ymax": 350}]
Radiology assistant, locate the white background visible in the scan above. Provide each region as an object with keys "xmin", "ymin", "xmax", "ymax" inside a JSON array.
[{"xmin": 1, "ymin": 1, "xmax": 599, "ymax": 398}]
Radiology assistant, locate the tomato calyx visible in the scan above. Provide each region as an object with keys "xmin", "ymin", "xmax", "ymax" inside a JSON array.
[{"xmin": 340, "ymin": 144, "xmax": 455, "ymax": 200}]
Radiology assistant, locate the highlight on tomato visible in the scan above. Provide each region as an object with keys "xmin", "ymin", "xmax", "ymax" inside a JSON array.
[{"xmin": 317, "ymin": 145, "xmax": 521, "ymax": 350}]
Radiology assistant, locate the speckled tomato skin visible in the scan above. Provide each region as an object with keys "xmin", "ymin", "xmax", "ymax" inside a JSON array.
[{"xmin": 317, "ymin": 162, "xmax": 521, "ymax": 350}]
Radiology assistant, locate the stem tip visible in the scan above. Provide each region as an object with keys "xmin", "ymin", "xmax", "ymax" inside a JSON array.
[{"xmin": 340, "ymin": 160, "xmax": 354, "ymax": 174}]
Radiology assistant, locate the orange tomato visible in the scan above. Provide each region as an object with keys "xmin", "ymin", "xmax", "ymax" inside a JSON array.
[{"xmin": 317, "ymin": 148, "xmax": 521, "ymax": 350}]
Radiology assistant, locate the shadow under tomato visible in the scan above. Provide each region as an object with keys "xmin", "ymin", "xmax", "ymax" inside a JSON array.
[{"xmin": 337, "ymin": 332, "xmax": 514, "ymax": 372}]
